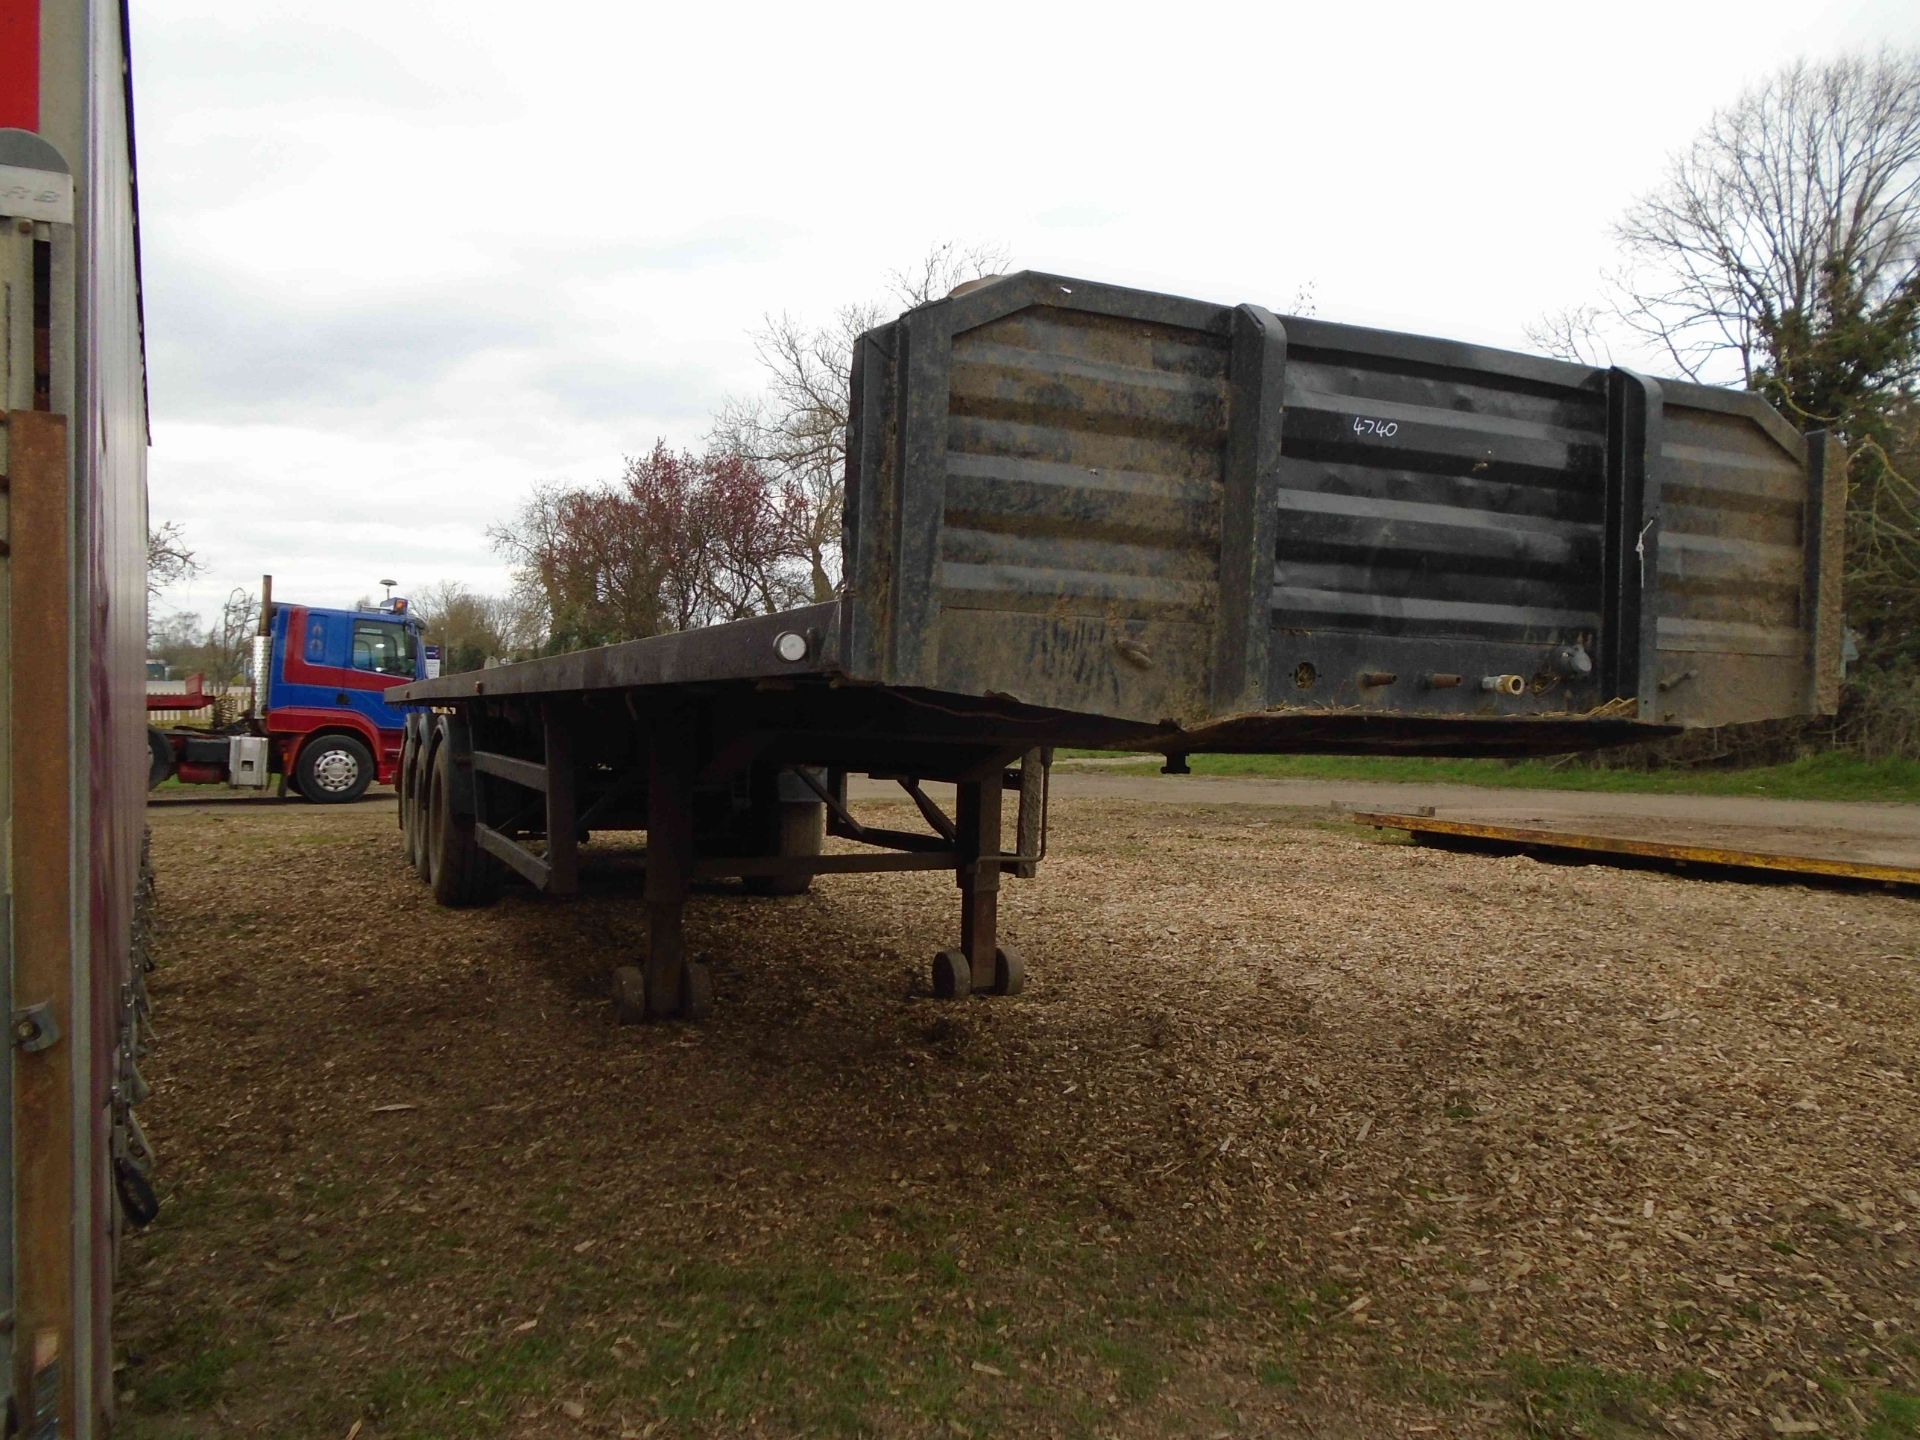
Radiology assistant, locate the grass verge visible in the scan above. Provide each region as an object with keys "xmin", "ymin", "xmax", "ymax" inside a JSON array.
[{"xmin": 1057, "ymin": 751, "xmax": 1920, "ymax": 803}]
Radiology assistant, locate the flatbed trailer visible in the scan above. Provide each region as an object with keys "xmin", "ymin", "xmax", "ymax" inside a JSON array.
[{"xmin": 390, "ymin": 271, "xmax": 1843, "ymax": 1021}]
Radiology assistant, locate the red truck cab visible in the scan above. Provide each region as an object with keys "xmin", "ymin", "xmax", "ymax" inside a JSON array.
[{"xmin": 148, "ymin": 595, "xmax": 426, "ymax": 802}]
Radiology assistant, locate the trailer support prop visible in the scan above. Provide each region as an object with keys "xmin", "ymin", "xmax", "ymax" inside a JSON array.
[
  {"xmin": 635, "ymin": 711, "xmax": 709, "ymax": 1021},
  {"xmin": 934, "ymin": 768, "xmax": 1024, "ymax": 999}
]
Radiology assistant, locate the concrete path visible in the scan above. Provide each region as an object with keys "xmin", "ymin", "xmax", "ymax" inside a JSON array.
[{"xmin": 852, "ymin": 769, "xmax": 1920, "ymax": 870}]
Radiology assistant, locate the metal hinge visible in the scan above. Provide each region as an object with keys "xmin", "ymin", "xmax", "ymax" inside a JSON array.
[{"xmin": 11, "ymin": 1003, "xmax": 60, "ymax": 1053}]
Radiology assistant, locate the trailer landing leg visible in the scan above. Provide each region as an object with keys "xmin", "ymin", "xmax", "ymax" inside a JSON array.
[
  {"xmin": 932, "ymin": 772, "xmax": 1023, "ymax": 999},
  {"xmin": 611, "ymin": 713, "xmax": 712, "ymax": 1024}
]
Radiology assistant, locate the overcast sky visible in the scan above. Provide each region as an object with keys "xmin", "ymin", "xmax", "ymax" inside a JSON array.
[{"xmin": 133, "ymin": 0, "xmax": 1920, "ymax": 625}]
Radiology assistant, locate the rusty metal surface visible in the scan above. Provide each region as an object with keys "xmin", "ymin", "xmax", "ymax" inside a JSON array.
[
  {"xmin": 6, "ymin": 410, "xmax": 79, "ymax": 1428},
  {"xmin": 1648, "ymin": 382, "xmax": 1829, "ymax": 728},
  {"xmin": 841, "ymin": 272, "xmax": 1838, "ymax": 747},
  {"xmin": 1354, "ymin": 811, "xmax": 1920, "ymax": 889},
  {"xmin": 392, "ymin": 602, "xmax": 842, "ymax": 703}
]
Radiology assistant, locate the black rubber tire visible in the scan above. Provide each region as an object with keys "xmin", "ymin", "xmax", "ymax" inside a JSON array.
[
  {"xmin": 611, "ymin": 965, "xmax": 648, "ymax": 1025},
  {"xmin": 681, "ymin": 961, "xmax": 714, "ymax": 1021},
  {"xmin": 411, "ymin": 740, "xmax": 435, "ymax": 883},
  {"xmin": 743, "ymin": 801, "xmax": 825, "ymax": 896},
  {"xmin": 932, "ymin": 949, "xmax": 971, "ymax": 1000},
  {"xmin": 993, "ymin": 946, "xmax": 1026, "ymax": 997},
  {"xmin": 114, "ymin": 1154, "xmax": 161, "ymax": 1227},
  {"xmin": 296, "ymin": 733, "xmax": 375, "ymax": 804},
  {"xmin": 398, "ymin": 729, "xmax": 420, "ymax": 869},
  {"xmin": 146, "ymin": 727, "xmax": 173, "ymax": 790},
  {"xmin": 426, "ymin": 740, "xmax": 498, "ymax": 907}
]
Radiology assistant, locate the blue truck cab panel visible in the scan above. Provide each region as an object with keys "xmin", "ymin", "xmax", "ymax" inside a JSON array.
[{"xmin": 264, "ymin": 600, "xmax": 426, "ymax": 779}]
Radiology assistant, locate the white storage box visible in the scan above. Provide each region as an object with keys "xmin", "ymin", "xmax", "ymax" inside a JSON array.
[{"xmin": 227, "ymin": 734, "xmax": 269, "ymax": 788}]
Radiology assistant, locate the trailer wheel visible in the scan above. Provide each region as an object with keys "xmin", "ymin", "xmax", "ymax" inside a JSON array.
[
  {"xmin": 992, "ymin": 946, "xmax": 1026, "ymax": 997},
  {"xmin": 931, "ymin": 949, "xmax": 971, "ymax": 1000},
  {"xmin": 426, "ymin": 740, "xmax": 498, "ymax": 907},
  {"xmin": 411, "ymin": 740, "xmax": 435, "ymax": 883},
  {"xmin": 743, "ymin": 801, "xmax": 825, "ymax": 896},
  {"xmin": 682, "ymin": 960, "xmax": 714, "ymax": 1021},
  {"xmin": 297, "ymin": 733, "xmax": 375, "ymax": 804},
  {"xmin": 398, "ymin": 729, "xmax": 420, "ymax": 868},
  {"xmin": 611, "ymin": 964, "xmax": 648, "ymax": 1024},
  {"xmin": 146, "ymin": 727, "xmax": 174, "ymax": 790},
  {"xmin": 113, "ymin": 1153, "xmax": 161, "ymax": 1227}
]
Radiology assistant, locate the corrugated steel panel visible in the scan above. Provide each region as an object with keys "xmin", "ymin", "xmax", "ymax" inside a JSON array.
[
  {"xmin": 941, "ymin": 308, "xmax": 1228, "ymax": 628},
  {"xmin": 1645, "ymin": 383, "xmax": 1822, "ymax": 725},
  {"xmin": 1272, "ymin": 322, "xmax": 1607, "ymax": 647},
  {"xmin": 844, "ymin": 272, "xmax": 1839, "ymax": 744}
]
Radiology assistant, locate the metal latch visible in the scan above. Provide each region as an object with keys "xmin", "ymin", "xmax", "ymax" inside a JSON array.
[{"xmin": 12, "ymin": 1002, "xmax": 61, "ymax": 1053}]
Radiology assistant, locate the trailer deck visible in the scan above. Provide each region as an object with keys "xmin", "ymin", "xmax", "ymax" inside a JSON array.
[{"xmin": 389, "ymin": 271, "xmax": 1843, "ymax": 1021}]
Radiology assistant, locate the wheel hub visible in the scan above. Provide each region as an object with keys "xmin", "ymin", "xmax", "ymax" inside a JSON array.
[{"xmin": 312, "ymin": 748, "xmax": 359, "ymax": 793}]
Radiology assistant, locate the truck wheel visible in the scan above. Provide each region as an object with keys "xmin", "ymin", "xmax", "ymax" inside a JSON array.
[
  {"xmin": 297, "ymin": 734, "xmax": 375, "ymax": 804},
  {"xmin": 411, "ymin": 738, "xmax": 435, "ymax": 882},
  {"xmin": 399, "ymin": 730, "xmax": 420, "ymax": 867},
  {"xmin": 743, "ymin": 801, "xmax": 825, "ymax": 896},
  {"xmin": 427, "ymin": 740, "xmax": 498, "ymax": 907},
  {"xmin": 147, "ymin": 727, "xmax": 174, "ymax": 790},
  {"xmin": 412, "ymin": 754, "xmax": 435, "ymax": 882}
]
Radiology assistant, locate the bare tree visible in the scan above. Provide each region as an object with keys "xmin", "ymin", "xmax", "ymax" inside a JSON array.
[
  {"xmin": 1548, "ymin": 52, "xmax": 1920, "ymax": 744},
  {"xmin": 492, "ymin": 578, "xmax": 550, "ymax": 660},
  {"xmin": 147, "ymin": 521, "xmax": 199, "ymax": 598},
  {"xmin": 1606, "ymin": 52, "xmax": 1920, "ymax": 427},
  {"xmin": 887, "ymin": 240, "xmax": 1014, "ymax": 308},
  {"xmin": 211, "ymin": 588, "xmax": 256, "ymax": 689},
  {"xmin": 413, "ymin": 579, "xmax": 508, "ymax": 674},
  {"xmin": 148, "ymin": 610, "xmax": 204, "ymax": 674},
  {"xmin": 709, "ymin": 306, "xmax": 873, "ymax": 603},
  {"xmin": 1525, "ymin": 304, "xmax": 1612, "ymax": 366},
  {"xmin": 710, "ymin": 241, "xmax": 1012, "ymax": 600}
]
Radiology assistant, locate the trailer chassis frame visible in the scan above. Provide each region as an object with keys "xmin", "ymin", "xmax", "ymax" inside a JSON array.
[{"xmin": 399, "ymin": 693, "xmax": 1050, "ymax": 1022}]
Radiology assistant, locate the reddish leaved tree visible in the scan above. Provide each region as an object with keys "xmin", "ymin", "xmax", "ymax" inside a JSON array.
[{"xmin": 490, "ymin": 442, "xmax": 813, "ymax": 652}]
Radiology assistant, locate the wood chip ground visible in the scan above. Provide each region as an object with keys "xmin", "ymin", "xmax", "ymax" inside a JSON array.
[{"xmin": 116, "ymin": 795, "xmax": 1920, "ymax": 1439}]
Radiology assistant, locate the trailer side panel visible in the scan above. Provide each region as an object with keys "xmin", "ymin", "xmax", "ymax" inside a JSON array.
[{"xmin": 846, "ymin": 274, "xmax": 1839, "ymax": 742}]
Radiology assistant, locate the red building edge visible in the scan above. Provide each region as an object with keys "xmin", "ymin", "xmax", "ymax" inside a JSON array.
[{"xmin": 0, "ymin": 0, "xmax": 39, "ymax": 130}]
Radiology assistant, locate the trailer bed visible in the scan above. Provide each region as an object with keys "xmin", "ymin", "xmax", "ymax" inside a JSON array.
[{"xmin": 388, "ymin": 271, "xmax": 1842, "ymax": 1023}]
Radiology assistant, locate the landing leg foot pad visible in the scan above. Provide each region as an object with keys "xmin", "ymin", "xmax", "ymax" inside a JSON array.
[
  {"xmin": 611, "ymin": 965, "xmax": 648, "ymax": 1025},
  {"xmin": 681, "ymin": 960, "xmax": 713, "ymax": 1021},
  {"xmin": 932, "ymin": 949, "xmax": 971, "ymax": 1000},
  {"xmin": 992, "ymin": 946, "xmax": 1025, "ymax": 997}
]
